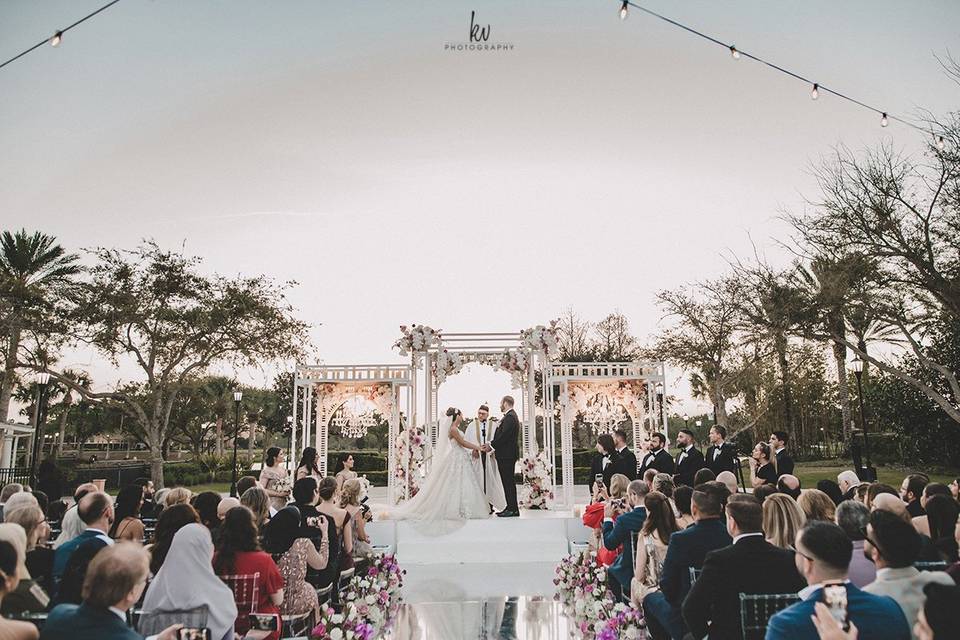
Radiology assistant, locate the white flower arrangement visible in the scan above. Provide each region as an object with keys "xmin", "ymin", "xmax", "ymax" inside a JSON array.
[
  {"xmin": 497, "ymin": 349, "xmax": 529, "ymax": 389},
  {"xmin": 554, "ymin": 551, "xmax": 645, "ymax": 638},
  {"xmin": 520, "ymin": 320, "xmax": 560, "ymax": 359},
  {"xmin": 519, "ymin": 450, "xmax": 554, "ymax": 509},
  {"xmin": 393, "ymin": 324, "xmax": 442, "ymax": 366},
  {"xmin": 431, "ymin": 349, "xmax": 464, "ymax": 385},
  {"xmin": 393, "ymin": 424, "xmax": 425, "ymax": 504},
  {"xmin": 311, "ymin": 554, "xmax": 404, "ymax": 640}
]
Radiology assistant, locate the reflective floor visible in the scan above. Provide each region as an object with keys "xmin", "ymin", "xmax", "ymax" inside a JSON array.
[{"xmin": 385, "ymin": 596, "xmax": 576, "ymax": 640}]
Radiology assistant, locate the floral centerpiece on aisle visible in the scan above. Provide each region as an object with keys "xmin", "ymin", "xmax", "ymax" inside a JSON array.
[
  {"xmin": 519, "ymin": 450, "xmax": 554, "ymax": 509},
  {"xmin": 393, "ymin": 324, "xmax": 442, "ymax": 366},
  {"xmin": 554, "ymin": 551, "xmax": 645, "ymax": 639},
  {"xmin": 431, "ymin": 349, "xmax": 463, "ymax": 385},
  {"xmin": 393, "ymin": 424, "xmax": 425, "ymax": 505},
  {"xmin": 311, "ymin": 553, "xmax": 405, "ymax": 640}
]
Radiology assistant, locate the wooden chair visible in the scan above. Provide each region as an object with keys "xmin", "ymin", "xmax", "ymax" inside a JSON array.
[{"xmin": 739, "ymin": 593, "xmax": 800, "ymax": 640}]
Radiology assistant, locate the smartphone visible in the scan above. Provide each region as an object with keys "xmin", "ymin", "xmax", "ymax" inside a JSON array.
[
  {"xmin": 595, "ymin": 474, "xmax": 604, "ymax": 485},
  {"xmin": 248, "ymin": 613, "xmax": 280, "ymax": 631},
  {"xmin": 822, "ymin": 583, "xmax": 849, "ymax": 631},
  {"xmin": 178, "ymin": 629, "xmax": 211, "ymax": 640},
  {"xmin": 306, "ymin": 516, "xmax": 321, "ymax": 528}
]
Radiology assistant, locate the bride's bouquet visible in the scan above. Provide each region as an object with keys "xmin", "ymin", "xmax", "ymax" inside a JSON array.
[{"xmin": 273, "ymin": 475, "xmax": 292, "ymax": 498}]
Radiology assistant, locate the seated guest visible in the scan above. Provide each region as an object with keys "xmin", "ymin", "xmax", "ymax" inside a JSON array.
[
  {"xmin": 236, "ymin": 476, "xmax": 259, "ymax": 497},
  {"xmin": 777, "ymin": 474, "xmax": 802, "ymax": 500},
  {"xmin": 914, "ymin": 582, "xmax": 960, "ymax": 640},
  {"xmin": 683, "ymin": 495, "xmax": 804, "ymax": 639},
  {"xmin": 108, "ymin": 485, "xmax": 145, "ymax": 543},
  {"xmin": 214, "ymin": 506, "xmax": 283, "ymax": 640},
  {"xmin": 816, "ymin": 480, "xmax": 844, "ymax": 507},
  {"xmin": 340, "ymin": 479, "xmax": 372, "ymax": 558},
  {"xmin": 0, "ymin": 524, "xmax": 49, "ymax": 615},
  {"xmin": 864, "ymin": 510, "xmax": 954, "ymax": 638},
  {"xmin": 148, "ymin": 504, "xmax": 200, "ymax": 575},
  {"xmin": 716, "ymin": 471, "xmax": 739, "ymax": 496},
  {"xmin": 763, "ymin": 493, "xmax": 806, "ymax": 550},
  {"xmin": 867, "ymin": 483, "xmax": 900, "ymax": 509},
  {"xmin": 675, "ymin": 430, "xmax": 706, "ymax": 488},
  {"xmin": 643, "ymin": 469, "xmax": 658, "ymax": 493},
  {"xmin": 4, "ymin": 505, "xmax": 53, "ymax": 594},
  {"xmin": 0, "ymin": 540, "xmax": 38, "ymax": 640},
  {"xmin": 630, "ymin": 491, "xmax": 679, "ymax": 607},
  {"xmin": 590, "ymin": 434, "xmax": 618, "ymax": 497},
  {"xmin": 316, "ymin": 477, "xmax": 353, "ymax": 574},
  {"xmin": 902, "ymin": 474, "xmax": 930, "ymax": 518},
  {"xmin": 748, "ymin": 442, "xmax": 778, "ymax": 488},
  {"xmin": 835, "ymin": 500, "xmax": 876, "ymax": 587},
  {"xmin": 582, "ymin": 474, "xmax": 630, "ymax": 566},
  {"xmin": 162, "ymin": 487, "xmax": 192, "ymax": 511},
  {"xmin": 190, "ymin": 491, "xmax": 223, "ymax": 536},
  {"xmin": 41, "ymin": 543, "xmax": 182, "ymax": 640},
  {"xmin": 52, "ymin": 492, "xmax": 114, "ymax": 584},
  {"xmin": 838, "ymin": 470, "xmax": 861, "ymax": 502},
  {"xmin": 765, "ymin": 521, "xmax": 911, "ymax": 640},
  {"xmin": 753, "ymin": 483, "xmax": 778, "ymax": 506},
  {"xmin": 854, "ymin": 483, "xmax": 870, "ymax": 503},
  {"xmin": 263, "ymin": 506, "xmax": 328, "ymax": 620},
  {"xmin": 692, "ymin": 468, "xmax": 714, "ymax": 489},
  {"xmin": 951, "ymin": 478, "xmax": 960, "ymax": 501},
  {"xmin": 0, "ymin": 484, "xmax": 24, "ymax": 522},
  {"xmin": 292, "ymin": 478, "xmax": 337, "ymax": 591},
  {"xmin": 918, "ymin": 496, "xmax": 960, "ymax": 563},
  {"xmin": 873, "ymin": 494, "xmax": 944, "ymax": 563},
  {"xmin": 673, "ymin": 486, "xmax": 695, "ymax": 529},
  {"xmin": 215, "ymin": 497, "xmax": 240, "ymax": 522},
  {"xmin": 643, "ymin": 483, "xmax": 732, "ymax": 640},
  {"xmin": 912, "ymin": 487, "xmax": 958, "ymax": 539},
  {"xmin": 52, "ymin": 483, "xmax": 97, "ymax": 549},
  {"xmin": 240, "ymin": 486, "xmax": 270, "ymax": 528},
  {"xmin": 3, "ymin": 494, "xmax": 38, "ymax": 517},
  {"xmin": 601, "ymin": 480, "xmax": 648, "ymax": 601},
  {"xmin": 652, "ymin": 473, "xmax": 678, "ymax": 516},
  {"xmin": 798, "ymin": 489, "xmax": 837, "ymax": 523},
  {"xmin": 141, "ymin": 523, "xmax": 237, "ymax": 640}
]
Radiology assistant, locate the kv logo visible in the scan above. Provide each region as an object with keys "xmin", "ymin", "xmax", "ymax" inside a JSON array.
[{"xmin": 469, "ymin": 11, "xmax": 491, "ymax": 42}]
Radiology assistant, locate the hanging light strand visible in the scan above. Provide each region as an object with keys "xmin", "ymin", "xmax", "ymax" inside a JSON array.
[
  {"xmin": 0, "ymin": 0, "xmax": 123, "ymax": 71},
  {"xmin": 617, "ymin": 0, "xmax": 930, "ymax": 135}
]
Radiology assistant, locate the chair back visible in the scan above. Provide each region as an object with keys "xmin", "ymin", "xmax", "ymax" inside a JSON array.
[
  {"xmin": 915, "ymin": 561, "xmax": 949, "ymax": 571},
  {"xmin": 688, "ymin": 566, "xmax": 702, "ymax": 586},
  {"xmin": 630, "ymin": 531, "xmax": 640, "ymax": 566},
  {"xmin": 739, "ymin": 593, "xmax": 800, "ymax": 640},
  {"xmin": 282, "ymin": 611, "xmax": 314, "ymax": 637},
  {"xmin": 220, "ymin": 572, "xmax": 261, "ymax": 614},
  {"xmin": 138, "ymin": 605, "xmax": 209, "ymax": 636}
]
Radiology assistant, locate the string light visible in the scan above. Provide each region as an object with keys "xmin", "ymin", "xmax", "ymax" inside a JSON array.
[
  {"xmin": 50, "ymin": 31, "xmax": 63, "ymax": 48},
  {"xmin": 620, "ymin": 1, "xmax": 628, "ymax": 21},
  {"xmin": 729, "ymin": 45, "xmax": 740, "ymax": 60},
  {"xmin": 881, "ymin": 113, "xmax": 889, "ymax": 127},
  {"xmin": 811, "ymin": 83, "xmax": 819, "ymax": 100}
]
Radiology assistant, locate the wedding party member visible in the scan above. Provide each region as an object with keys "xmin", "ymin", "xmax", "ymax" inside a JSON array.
[
  {"xmin": 263, "ymin": 506, "xmax": 328, "ymax": 619},
  {"xmin": 316, "ymin": 477, "xmax": 353, "ymax": 571},
  {"xmin": 333, "ymin": 454, "xmax": 357, "ymax": 491},
  {"xmin": 42, "ymin": 543, "xmax": 182, "ymax": 640},
  {"xmin": 259, "ymin": 447, "xmax": 291, "ymax": 512},
  {"xmin": 611, "ymin": 428, "xmax": 638, "ymax": 481},
  {"xmin": 141, "ymin": 523, "xmax": 237, "ymax": 640},
  {"xmin": 133, "ymin": 478, "xmax": 157, "ymax": 520},
  {"xmin": 705, "ymin": 425, "xmax": 737, "ymax": 476},
  {"xmin": 748, "ymin": 442, "xmax": 778, "ymax": 488},
  {"xmin": 765, "ymin": 521, "xmax": 911, "ymax": 640},
  {"xmin": 601, "ymin": 479, "xmax": 648, "ymax": 601},
  {"xmin": 464, "ymin": 404, "xmax": 507, "ymax": 512},
  {"xmin": 108, "ymin": 485, "xmax": 145, "ymax": 543},
  {"xmin": 148, "ymin": 504, "xmax": 200, "ymax": 575},
  {"xmin": 674, "ymin": 429, "xmax": 706, "ymax": 488},
  {"xmin": 339, "ymin": 479, "xmax": 373, "ymax": 558},
  {"xmin": 5, "ymin": 505, "xmax": 54, "ymax": 595},
  {"xmin": 836, "ymin": 500, "xmax": 876, "ymax": 587},
  {"xmin": 798, "ymin": 489, "xmax": 837, "ymax": 523},
  {"xmin": 763, "ymin": 493, "xmax": 806, "ymax": 550},
  {"xmin": 295, "ymin": 447, "xmax": 322, "ymax": 483},
  {"xmin": 0, "ymin": 540, "xmax": 38, "ymax": 640},
  {"xmin": 630, "ymin": 491, "xmax": 679, "ymax": 607},
  {"xmin": 582, "ymin": 474, "xmax": 630, "ymax": 566},
  {"xmin": 640, "ymin": 433, "xmax": 676, "ymax": 477},
  {"xmin": 682, "ymin": 495, "xmax": 804, "ymax": 640},
  {"xmin": 489, "ymin": 396, "xmax": 521, "ymax": 517},
  {"xmin": 240, "ymin": 486, "xmax": 270, "ymax": 528},
  {"xmin": 590, "ymin": 434, "xmax": 618, "ymax": 498},
  {"xmin": 214, "ymin": 507, "xmax": 284, "ymax": 640},
  {"xmin": 769, "ymin": 431, "xmax": 795, "ymax": 477},
  {"xmin": 0, "ymin": 524, "xmax": 49, "ymax": 615}
]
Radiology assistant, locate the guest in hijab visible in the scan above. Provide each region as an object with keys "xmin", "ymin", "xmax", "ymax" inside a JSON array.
[
  {"xmin": 141, "ymin": 523, "xmax": 237, "ymax": 640},
  {"xmin": 262, "ymin": 506, "xmax": 328, "ymax": 619}
]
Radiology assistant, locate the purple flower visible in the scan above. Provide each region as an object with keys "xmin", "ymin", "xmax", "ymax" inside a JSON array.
[{"xmin": 598, "ymin": 628, "xmax": 617, "ymax": 640}]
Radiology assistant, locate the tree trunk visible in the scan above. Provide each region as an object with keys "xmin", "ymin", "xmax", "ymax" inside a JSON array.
[
  {"xmin": 775, "ymin": 334, "xmax": 794, "ymax": 434},
  {"xmin": 833, "ymin": 339, "xmax": 852, "ymax": 441},
  {"xmin": 216, "ymin": 417, "xmax": 223, "ymax": 457},
  {"xmin": 56, "ymin": 405, "xmax": 70, "ymax": 458},
  {"xmin": 0, "ymin": 321, "xmax": 22, "ymax": 424},
  {"xmin": 247, "ymin": 421, "xmax": 254, "ymax": 461},
  {"xmin": 709, "ymin": 385, "xmax": 729, "ymax": 426}
]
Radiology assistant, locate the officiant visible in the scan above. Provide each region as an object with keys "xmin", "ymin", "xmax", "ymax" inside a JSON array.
[{"xmin": 464, "ymin": 403, "xmax": 507, "ymax": 513}]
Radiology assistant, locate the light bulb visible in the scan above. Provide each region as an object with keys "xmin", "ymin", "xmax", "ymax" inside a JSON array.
[
  {"xmin": 730, "ymin": 45, "xmax": 740, "ymax": 60},
  {"xmin": 811, "ymin": 83, "xmax": 819, "ymax": 100},
  {"xmin": 620, "ymin": 1, "xmax": 628, "ymax": 20},
  {"xmin": 936, "ymin": 135, "xmax": 946, "ymax": 150},
  {"xmin": 880, "ymin": 113, "xmax": 888, "ymax": 127},
  {"xmin": 50, "ymin": 31, "xmax": 62, "ymax": 47}
]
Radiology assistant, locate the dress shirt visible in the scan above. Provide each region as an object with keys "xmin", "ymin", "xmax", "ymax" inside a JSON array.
[
  {"xmin": 799, "ymin": 579, "xmax": 850, "ymax": 600},
  {"xmin": 732, "ymin": 532, "xmax": 764, "ymax": 544}
]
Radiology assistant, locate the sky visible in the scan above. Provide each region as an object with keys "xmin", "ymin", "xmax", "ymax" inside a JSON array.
[{"xmin": 1, "ymin": 0, "xmax": 958, "ymax": 419}]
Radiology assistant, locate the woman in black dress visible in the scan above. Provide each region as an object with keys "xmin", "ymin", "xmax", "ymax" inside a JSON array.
[{"xmin": 749, "ymin": 442, "xmax": 778, "ymax": 488}]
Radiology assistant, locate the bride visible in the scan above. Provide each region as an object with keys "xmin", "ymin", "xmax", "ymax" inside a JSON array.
[{"xmin": 389, "ymin": 407, "xmax": 490, "ymax": 521}]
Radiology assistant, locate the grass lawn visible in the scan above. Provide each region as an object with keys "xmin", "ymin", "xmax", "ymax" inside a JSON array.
[
  {"xmin": 180, "ymin": 481, "xmax": 231, "ymax": 495},
  {"xmin": 793, "ymin": 460, "xmax": 958, "ymax": 489}
]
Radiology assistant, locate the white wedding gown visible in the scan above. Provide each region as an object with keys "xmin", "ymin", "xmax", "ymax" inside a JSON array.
[{"xmin": 390, "ymin": 419, "xmax": 490, "ymax": 521}]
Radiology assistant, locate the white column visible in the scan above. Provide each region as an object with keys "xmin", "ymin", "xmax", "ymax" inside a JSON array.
[
  {"xmin": 660, "ymin": 363, "xmax": 669, "ymax": 440},
  {"xmin": 290, "ymin": 379, "xmax": 298, "ymax": 470},
  {"xmin": 0, "ymin": 428, "xmax": 13, "ymax": 468},
  {"xmin": 560, "ymin": 381, "xmax": 574, "ymax": 508},
  {"xmin": 387, "ymin": 384, "xmax": 399, "ymax": 505},
  {"xmin": 524, "ymin": 352, "xmax": 536, "ymax": 458},
  {"xmin": 423, "ymin": 356, "xmax": 433, "ymax": 470}
]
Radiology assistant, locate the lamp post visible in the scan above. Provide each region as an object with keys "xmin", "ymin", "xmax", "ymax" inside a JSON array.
[
  {"xmin": 230, "ymin": 390, "xmax": 243, "ymax": 497},
  {"xmin": 682, "ymin": 413, "xmax": 689, "ymax": 429},
  {"xmin": 655, "ymin": 382, "xmax": 665, "ymax": 429},
  {"xmin": 29, "ymin": 372, "xmax": 51, "ymax": 486},
  {"xmin": 286, "ymin": 415, "xmax": 294, "ymax": 471},
  {"xmin": 850, "ymin": 358, "xmax": 875, "ymax": 481}
]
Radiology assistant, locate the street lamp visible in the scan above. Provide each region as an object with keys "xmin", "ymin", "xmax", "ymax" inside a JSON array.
[
  {"xmin": 850, "ymin": 357, "xmax": 875, "ymax": 481},
  {"xmin": 230, "ymin": 390, "xmax": 243, "ymax": 497},
  {"xmin": 682, "ymin": 413, "xmax": 689, "ymax": 429},
  {"xmin": 286, "ymin": 415, "xmax": 294, "ymax": 470},
  {"xmin": 655, "ymin": 382, "xmax": 665, "ymax": 429},
  {"xmin": 29, "ymin": 372, "xmax": 51, "ymax": 487}
]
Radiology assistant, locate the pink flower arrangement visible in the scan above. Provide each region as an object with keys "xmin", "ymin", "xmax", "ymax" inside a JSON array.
[
  {"xmin": 554, "ymin": 551, "xmax": 646, "ymax": 638},
  {"xmin": 310, "ymin": 554, "xmax": 405, "ymax": 640}
]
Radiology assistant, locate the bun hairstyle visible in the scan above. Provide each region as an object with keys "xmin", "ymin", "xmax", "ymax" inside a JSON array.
[{"xmin": 446, "ymin": 407, "xmax": 461, "ymax": 419}]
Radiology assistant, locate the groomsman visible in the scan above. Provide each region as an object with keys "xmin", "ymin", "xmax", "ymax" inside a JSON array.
[
  {"xmin": 705, "ymin": 425, "xmax": 737, "ymax": 476},
  {"xmin": 610, "ymin": 428, "xmax": 638, "ymax": 481},
  {"xmin": 590, "ymin": 433, "xmax": 618, "ymax": 493},
  {"xmin": 769, "ymin": 431, "xmax": 795, "ymax": 477},
  {"xmin": 639, "ymin": 432, "xmax": 676, "ymax": 476},
  {"xmin": 675, "ymin": 429, "xmax": 706, "ymax": 487}
]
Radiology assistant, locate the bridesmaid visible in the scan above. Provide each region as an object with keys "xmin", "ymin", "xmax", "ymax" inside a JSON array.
[
  {"xmin": 333, "ymin": 453, "xmax": 357, "ymax": 491},
  {"xmin": 295, "ymin": 447, "xmax": 322, "ymax": 483},
  {"xmin": 748, "ymin": 442, "xmax": 778, "ymax": 488},
  {"xmin": 259, "ymin": 447, "xmax": 290, "ymax": 512}
]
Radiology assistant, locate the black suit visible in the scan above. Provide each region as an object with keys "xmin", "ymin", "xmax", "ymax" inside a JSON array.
[
  {"xmin": 682, "ymin": 534, "xmax": 806, "ymax": 640},
  {"xmin": 491, "ymin": 409, "xmax": 520, "ymax": 512},
  {"xmin": 705, "ymin": 442, "xmax": 738, "ymax": 476},
  {"xmin": 611, "ymin": 446, "xmax": 638, "ymax": 480},
  {"xmin": 675, "ymin": 446, "xmax": 706, "ymax": 487},
  {"xmin": 640, "ymin": 448, "xmax": 676, "ymax": 476},
  {"xmin": 775, "ymin": 449, "xmax": 795, "ymax": 477},
  {"xmin": 589, "ymin": 452, "xmax": 617, "ymax": 493}
]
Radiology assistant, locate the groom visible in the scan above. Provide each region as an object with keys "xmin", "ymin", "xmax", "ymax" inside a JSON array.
[{"xmin": 485, "ymin": 395, "xmax": 520, "ymax": 517}]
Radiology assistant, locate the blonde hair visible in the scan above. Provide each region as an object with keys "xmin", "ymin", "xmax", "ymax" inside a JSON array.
[
  {"xmin": 0, "ymin": 523, "xmax": 30, "ymax": 580},
  {"xmin": 240, "ymin": 486, "xmax": 270, "ymax": 525},
  {"xmin": 4, "ymin": 505, "xmax": 45, "ymax": 550},
  {"xmin": 763, "ymin": 493, "xmax": 806, "ymax": 549},
  {"xmin": 610, "ymin": 474, "xmax": 630, "ymax": 499},
  {"xmin": 164, "ymin": 487, "xmax": 193, "ymax": 508},
  {"xmin": 339, "ymin": 478, "xmax": 362, "ymax": 508},
  {"xmin": 797, "ymin": 489, "xmax": 836, "ymax": 523}
]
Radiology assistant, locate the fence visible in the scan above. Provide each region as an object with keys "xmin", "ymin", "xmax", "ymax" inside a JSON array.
[
  {"xmin": 69, "ymin": 462, "xmax": 151, "ymax": 492},
  {"xmin": 0, "ymin": 467, "xmax": 31, "ymax": 487}
]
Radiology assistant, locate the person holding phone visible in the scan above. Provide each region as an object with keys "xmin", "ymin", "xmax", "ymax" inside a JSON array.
[
  {"xmin": 581, "ymin": 474, "xmax": 630, "ymax": 566},
  {"xmin": 590, "ymin": 434, "xmax": 618, "ymax": 502}
]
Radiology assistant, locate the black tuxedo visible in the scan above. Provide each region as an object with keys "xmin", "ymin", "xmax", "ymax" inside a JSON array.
[
  {"xmin": 682, "ymin": 534, "xmax": 806, "ymax": 640},
  {"xmin": 639, "ymin": 448, "xmax": 676, "ymax": 476},
  {"xmin": 611, "ymin": 446, "xmax": 638, "ymax": 480},
  {"xmin": 705, "ymin": 442, "xmax": 738, "ymax": 476},
  {"xmin": 675, "ymin": 446, "xmax": 706, "ymax": 487},
  {"xmin": 589, "ymin": 452, "xmax": 617, "ymax": 492},
  {"xmin": 491, "ymin": 408, "xmax": 520, "ymax": 512},
  {"xmin": 775, "ymin": 449, "xmax": 795, "ymax": 477}
]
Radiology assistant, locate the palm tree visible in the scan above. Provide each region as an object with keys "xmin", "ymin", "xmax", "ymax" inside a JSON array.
[{"xmin": 0, "ymin": 230, "xmax": 81, "ymax": 423}]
